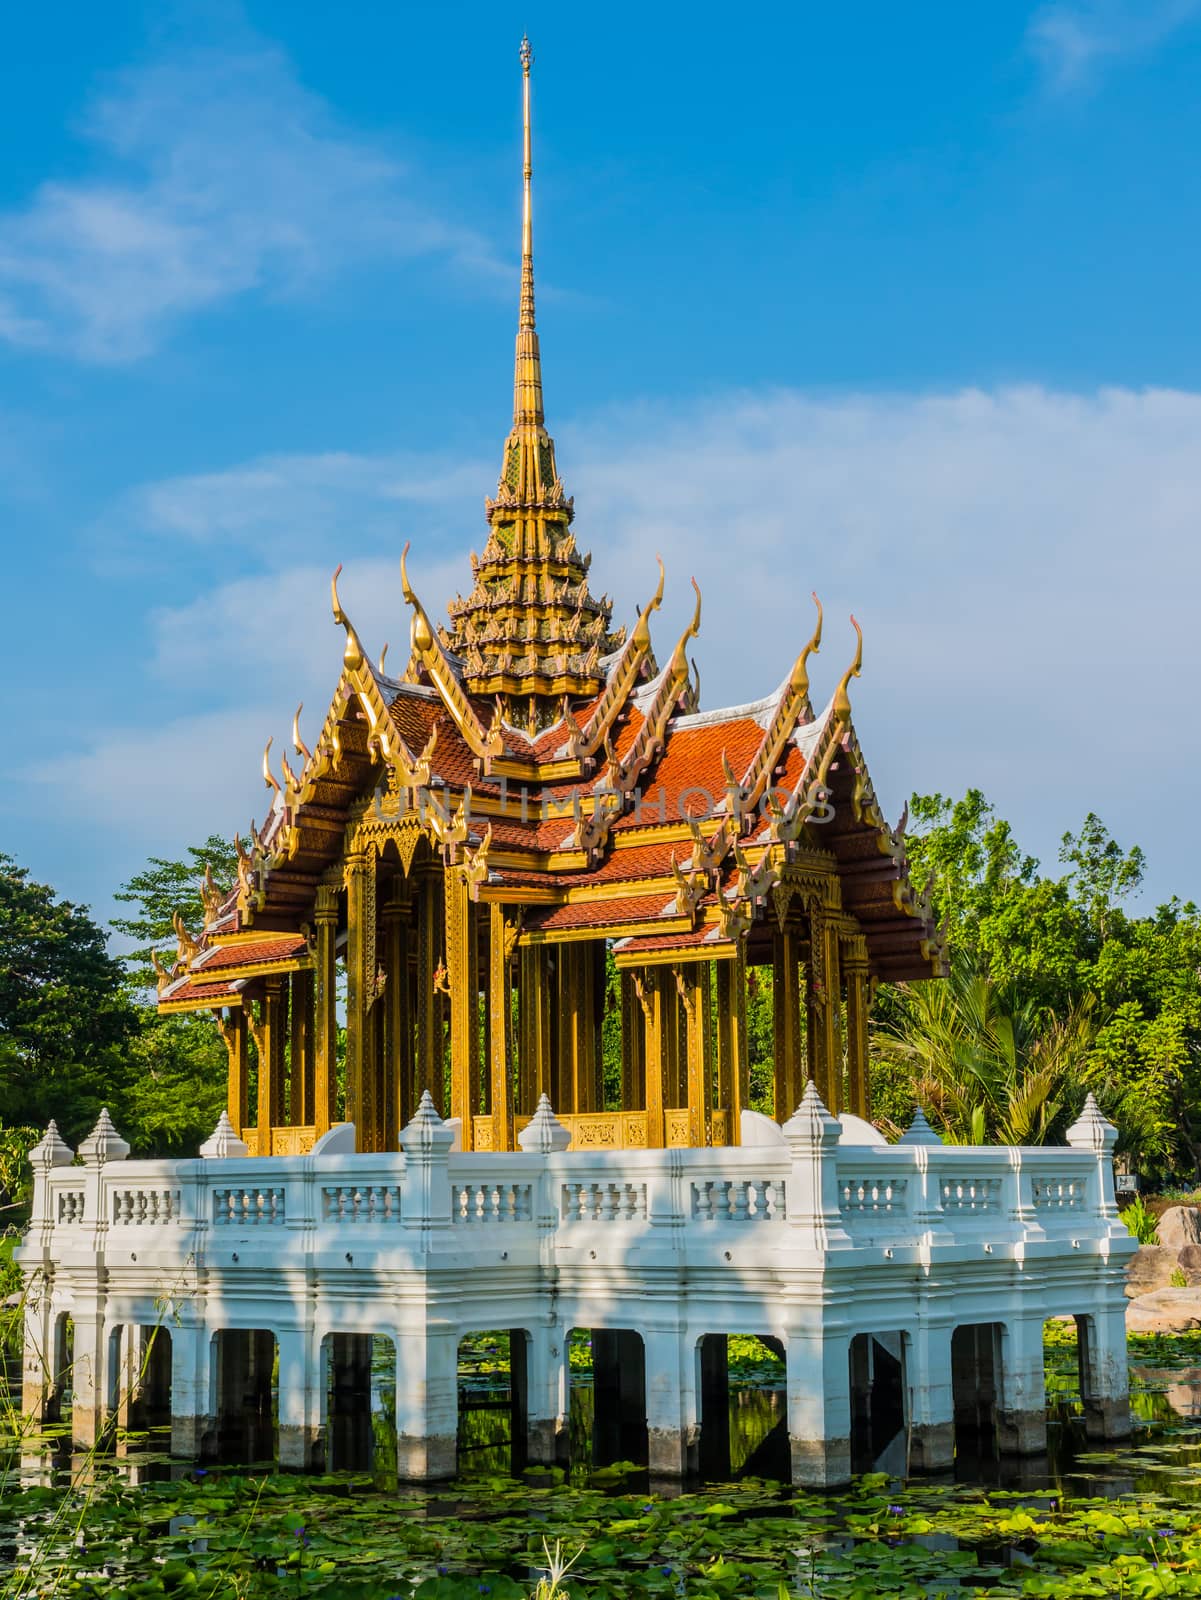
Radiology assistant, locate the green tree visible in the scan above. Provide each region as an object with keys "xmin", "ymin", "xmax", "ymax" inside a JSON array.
[
  {"xmin": 0, "ymin": 854, "xmax": 135, "ymax": 1141},
  {"xmin": 884, "ymin": 791, "xmax": 1201, "ymax": 1179},
  {"xmin": 873, "ymin": 956, "xmax": 1095, "ymax": 1146},
  {"xmin": 111, "ymin": 833, "xmax": 238, "ymax": 989},
  {"xmin": 111, "ymin": 840, "xmax": 238, "ymax": 1156}
]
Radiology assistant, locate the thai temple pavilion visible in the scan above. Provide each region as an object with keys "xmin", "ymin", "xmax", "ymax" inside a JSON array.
[{"xmin": 156, "ymin": 40, "xmax": 946, "ymax": 1157}]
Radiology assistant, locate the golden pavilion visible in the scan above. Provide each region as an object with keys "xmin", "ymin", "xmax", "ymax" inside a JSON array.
[{"xmin": 156, "ymin": 40, "xmax": 946, "ymax": 1156}]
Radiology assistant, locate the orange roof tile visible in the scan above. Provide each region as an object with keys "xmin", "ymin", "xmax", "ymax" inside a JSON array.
[
  {"xmin": 195, "ymin": 934, "xmax": 308, "ymax": 974},
  {"xmin": 524, "ymin": 893, "xmax": 677, "ymax": 932}
]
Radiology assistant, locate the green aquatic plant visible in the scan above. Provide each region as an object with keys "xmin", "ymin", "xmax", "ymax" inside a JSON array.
[
  {"xmin": 1122, "ymin": 1192, "xmax": 1161, "ymax": 1244},
  {"xmin": 7, "ymin": 1327, "xmax": 1201, "ymax": 1596}
]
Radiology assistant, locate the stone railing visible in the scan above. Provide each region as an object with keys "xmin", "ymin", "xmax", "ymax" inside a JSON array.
[{"xmin": 20, "ymin": 1088, "xmax": 1129, "ymax": 1279}]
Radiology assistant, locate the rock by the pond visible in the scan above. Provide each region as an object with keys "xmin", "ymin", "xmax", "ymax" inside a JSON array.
[
  {"xmin": 1176, "ymin": 1244, "xmax": 1201, "ymax": 1286},
  {"xmin": 1126, "ymin": 1245, "xmax": 1183, "ymax": 1297},
  {"xmin": 1157, "ymin": 1206, "xmax": 1201, "ymax": 1248},
  {"xmin": 1127, "ymin": 1287, "xmax": 1201, "ymax": 1334}
]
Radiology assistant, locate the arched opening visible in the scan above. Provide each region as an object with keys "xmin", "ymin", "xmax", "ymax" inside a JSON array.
[
  {"xmin": 697, "ymin": 1334, "xmax": 788, "ymax": 1480},
  {"xmin": 951, "ymin": 1321, "xmax": 1002, "ymax": 1465},
  {"xmin": 212, "ymin": 1329, "xmax": 277, "ymax": 1464},
  {"xmin": 106, "ymin": 1324, "xmax": 173, "ymax": 1439},
  {"xmin": 849, "ymin": 1331, "xmax": 907, "ymax": 1475},
  {"xmin": 570, "ymin": 1327, "xmax": 647, "ymax": 1473},
  {"xmin": 48, "ymin": 1312, "xmax": 73, "ymax": 1425},
  {"xmin": 456, "ymin": 1329, "xmax": 530, "ymax": 1476},
  {"xmin": 321, "ymin": 1333, "xmax": 396, "ymax": 1474}
]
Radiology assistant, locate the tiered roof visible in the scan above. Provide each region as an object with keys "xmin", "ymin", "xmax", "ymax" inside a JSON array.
[{"xmin": 157, "ymin": 38, "xmax": 946, "ymax": 1014}]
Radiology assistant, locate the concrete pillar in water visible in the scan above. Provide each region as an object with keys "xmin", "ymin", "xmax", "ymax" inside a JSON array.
[
  {"xmin": 169, "ymin": 1319, "xmax": 211, "ymax": 1457},
  {"xmin": 641, "ymin": 1326, "xmax": 697, "ymax": 1477},
  {"xmin": 395, "ymin": 1324, "xmax": 458, "ymax": 1480},
  {"xmin": 1077, "ymin": 1308, "xmax": 1132, "ymax": 1441},
  {"xmin": 277, "ymin": 1327, "xmax": 321, "ymax": 1469},
  {"xmin": 523, "ymin": 1325, "xmax": 568, "ymax": 1465},
  {"xmin": 69, "ymin": 1312, "xmax": 108, "ymax": 1449},
  {"xmin": 786, "ymin": 1325, "xmax": 853, "ymax": 1488},
  {"xmin": 906, "ymin": 1322, "xmax": 956, "ymax": 1471},
  {"xmin": 996, "ymin": 1316, "xmax": 1048, "ymax": 1456}
]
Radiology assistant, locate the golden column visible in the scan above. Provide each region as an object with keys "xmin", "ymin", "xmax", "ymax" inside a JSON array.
[
  {"xmin": 445, "ymin": 863, "xmax": 480, "ymax": 1146},
  {"xmin": 289, "ymin": 970, "xmax": 314, "ymax": 1127},
  {"xmin": 382, "ymin": 878, "xmax": 412, "ymax": 1147},
  {"xmin": 218, "ymin": 1010, "xmax": 249, "ymax": 1135},
  {"xmin": 312, "ymin": 882, "xmax": 339, "ymax": 1137},
  {"xmin": 772, "ymin": 925, "xmax": 804, "ymax": 1120},
  {"xmin": 620, "ymin": 971, "xmax": 646, "ymax": 1117},
  {"xmin": 489, "ymin": 904, "xmax": 516, "ymax": 1150},
  {"xmin": 344, "ymin": 848, "xmax": 376, "ymax": 1150},
  {"xmin": 519, "ymin": 945, "xmax": 551, "ymax": 1114},
  {"xmin": 636, "ymin": 969, "xmax": 671, "ymax": 1148},
  {"xmin": 805, "ymin": 904, "xmax": 843, "ymax": 1113},
  {"xmin": 416, "ymin": 868, "xmax": 443, "ymax": 1112},
  {"xmin": 842, "ymin": 932, "xmax": 871, "ymax": 1119},
  {"xmin": 715, "ymin": 946, "xmax": 750, "ymax": 1145},
  {"xmin": 253, "ymin": 977, "xmax": 286, "ymax": 1154},
  {"xmin": 680, "ymin": 963, "xmax": 713, "ymax": 1146}
]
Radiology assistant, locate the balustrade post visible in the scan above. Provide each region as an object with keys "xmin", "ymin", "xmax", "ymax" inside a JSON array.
[
  {"xmin": 18, "ymin": 1122, "xmax": 74, "ymax": 1419},
  {"xmin": 399, "ymin": 1091, "xmax": 455, "ymax": 1242},
  {"xmin": 782, "ymin": 1082, "xmax": 849, "ymax": 1249},
  {"xmin": 1066, "ymin": 1093, "xmax": 1122, "ymax": 1224}
]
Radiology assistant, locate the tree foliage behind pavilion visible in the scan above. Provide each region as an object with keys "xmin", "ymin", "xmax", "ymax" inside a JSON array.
[{"xmin": 1, "ymin": 787, "xmax": 1199, "ymax": 1199}]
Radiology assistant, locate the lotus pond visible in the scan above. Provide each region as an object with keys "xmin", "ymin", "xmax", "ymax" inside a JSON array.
[{"xmin": 6, "ymin": 1327, "xmax": 1201, "ymax": 1598}]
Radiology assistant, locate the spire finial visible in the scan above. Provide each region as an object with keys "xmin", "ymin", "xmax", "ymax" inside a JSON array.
[{"xmin": 513, "ymin": 34, "xmax": 543, "ymax": 425}]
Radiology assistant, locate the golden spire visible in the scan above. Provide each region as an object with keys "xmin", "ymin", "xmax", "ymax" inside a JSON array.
[{"xmin": 513, "ymin": 35, "xmax": 543, "ymax": 428}]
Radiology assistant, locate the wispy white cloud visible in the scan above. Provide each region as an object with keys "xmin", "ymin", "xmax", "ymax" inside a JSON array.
[
  {"xmin": 28, "ymin": 382, "xmax": 1201, "ymax": 906},
  {"xmin": 1027, "ymin": 0, "xmax": 1201, "ymax": 92},
  {"xmin": 99, "ymin": 447, "xmax": 487, "ymax": 568},
  {"xmin": 0, "ymin": 44, "xmax": 499, "ymax": 362}
]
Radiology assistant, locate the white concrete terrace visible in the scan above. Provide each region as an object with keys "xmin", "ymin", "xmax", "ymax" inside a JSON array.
[{"xmin": 16, "ymin": 1086, "xmax": 1135, "ymax": 1486}]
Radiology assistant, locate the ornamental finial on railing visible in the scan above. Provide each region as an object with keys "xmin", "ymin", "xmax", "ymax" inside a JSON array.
[
  {"xmin": 29, "ymin": 1120, "xmax": 74, "ymax": 1170},
  {"xmin": 200, "ymin": 1110, "xmax": 250, "ymax": 1160},
  {"xmin": 782, "ymin": 1079, "xmax": 841, "ymax": 1150},
  {"xmin": 400, "ymin": 1090, "xmax": 455, "ymax": 1159},
  {"xmin": 898, "ymin": 1106, "xmax": 943, "ymax": 1146},
  {"xmin": 1066, "ymin": 1092, "xmax": 1118, "ymax": 1155},
  {"xmin": 78, "ymin": 1108, "xmax": 130, "ymax": 1167},
  {"xmin": 517, "ymin": 1094, "xmax": 572, "ymax": 1154}
]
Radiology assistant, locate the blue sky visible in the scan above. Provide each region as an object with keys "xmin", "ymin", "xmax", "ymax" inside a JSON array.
[{"xmin": 3, "ymin": 0, "xmax": 1201, "ymax": 924}]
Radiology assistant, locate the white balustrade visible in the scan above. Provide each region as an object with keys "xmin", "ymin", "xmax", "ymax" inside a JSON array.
[
  {"xmin": 691, "ymin": 1177, "xmax": 785, "ymax": 1221},
  {"xmin": 112, "ymin": 1188, "xmax": 181, "ymax": 1225},
  {"xmin": 1033, "ymin": 1176, "xmax": 1086, "ymax": 1211},
  {"xmin": 561, "ymin": 1180, "xmax": 648, "ymax": 1221},
  {"xmin": 939, "ymin": 1175, "xmax": 1003, "ymax": 1214},
  {"xmin": 452, "ymin": 1179, "xmax": 532, "ymax": 1224},
  {"xmin": 322, "ymin": 1183, "xmax": 402, "ymax": 1223},
  {"xmin": 213, "ymin": 1186, "xmax": 286, "ymax": 1226}
]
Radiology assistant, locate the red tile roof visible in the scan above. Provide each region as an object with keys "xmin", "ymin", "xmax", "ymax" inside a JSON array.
[
  {"xmin": 196, "ymin": 934, "xmax": 308, "ymax": 973},
  {"xmin": 524, "ymin": 893, "xmax": 678, "ymax": 932}
]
